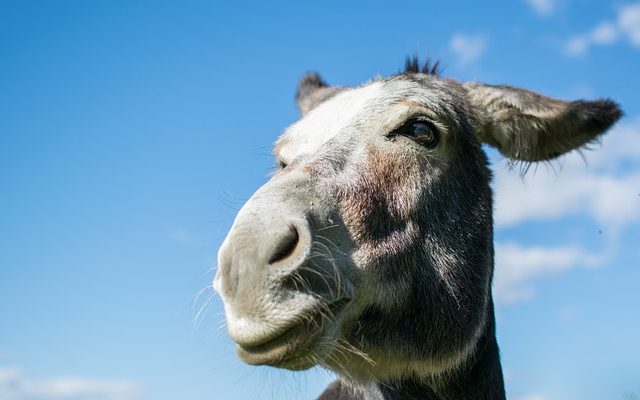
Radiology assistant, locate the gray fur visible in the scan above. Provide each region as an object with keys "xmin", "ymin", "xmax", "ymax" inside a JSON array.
[
  {"xmin": 296, "ymin": 72, "xmax": 345, "ymax": 115},
  {"xmin": 464, "ymin": 82, "xmax": 622, "ymax": 161},
  {"xmin": 215, "ymin": 65, "xmax": 622, "ymax": 400}
]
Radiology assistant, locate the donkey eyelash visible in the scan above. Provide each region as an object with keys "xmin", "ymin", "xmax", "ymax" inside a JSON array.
[{"xmin": 388, "ymin": 115, "xmax": 435, "ymax": 135}]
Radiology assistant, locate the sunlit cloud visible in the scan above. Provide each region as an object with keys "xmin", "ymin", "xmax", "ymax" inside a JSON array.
[
  {"xmin": 525, "ymin": 0, "xmax": 557, "ymax": 17},
  {"xmin": 493, "ymin": 117, "xmax": 640, "ymax": 230},
  {"xmin": 492, "ymin": 117, "xmax": 640, "ymax": 304},
  {"xmin": 493, "ymin": 242, "xmax": 601, "ymax": 303},
  {"xmin": 515, "ymin": 395, "xmax": 550, "ymax": 400},
  {"xmin": 449, "ymin": 33, "xmax": 488, "ymax": 65},
  {"xmin": 565, "ymin": 3, "xmax": 640, "ymax": 56},
  {"xmin": 0, "ymin": 367, "xmax": 142, "ymax": 400}
]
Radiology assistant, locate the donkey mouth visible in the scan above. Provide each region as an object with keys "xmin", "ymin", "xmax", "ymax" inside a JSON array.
[{"xmin": 236, "ymin": 299, "xmax": 350, "ymax": 369}]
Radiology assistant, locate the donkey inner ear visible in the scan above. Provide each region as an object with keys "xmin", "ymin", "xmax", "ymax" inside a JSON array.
[
  {"xmin": 295, "ymin": 72, "xmax": 342, "ymax": 116},
  {"xmin": 463, "ymin": 82, "xmax": 622, "ymax": 161}
]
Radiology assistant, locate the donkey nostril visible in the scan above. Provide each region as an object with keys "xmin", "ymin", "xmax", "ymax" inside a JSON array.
[{"xmin": 268, "ymin": 225, "xmax": 301, "ymax": 264}]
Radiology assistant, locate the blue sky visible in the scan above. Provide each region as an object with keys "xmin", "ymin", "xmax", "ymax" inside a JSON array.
[{"xmin": 0, "ymin": 1, "xmax": 639, "ymax": 399}]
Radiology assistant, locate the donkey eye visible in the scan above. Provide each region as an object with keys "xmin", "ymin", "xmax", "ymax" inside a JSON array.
[
  {"xmin": 407, "ymin": 121, "xmax": 439, "ymax": 147},
  {"xmin": 393, "ymin": 119, "xmax": 439, "ymax": 148}
]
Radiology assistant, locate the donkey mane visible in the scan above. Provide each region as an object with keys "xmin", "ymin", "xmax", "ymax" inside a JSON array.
[{"xmin": 403, "ymin": 56, "xmax": 441, "ymax": 76}]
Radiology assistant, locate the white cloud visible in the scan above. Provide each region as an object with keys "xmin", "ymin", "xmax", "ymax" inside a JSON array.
[
  {"xmin": 590, "ymin": 22, "xmax": 618, "ymax": 44},
  {"xmin": 556, "ymin": 304, "xmax": 580, "ymax": 321},
  {"xmin": 565, "ymin": 36, "xmax": 589, "ymax": 57},
  {"xmin": 493, "ymin": 118, "xmax": 640, "ymax": 230},
  {"xmin": 0, "ymin": 367, "xmax": 142, "ymax": 400},
  {"xmin": 515, "ymin": 395, "xmax": 550, "ymax": 400},
  {"xmin": 525, "ymin": 0, "xmax": 557, "ymax": 16},
  {"xmin": 492, "ymin": 117, "xmax": 640, "ymax": 304},
  {"xmin": 619, "ymin": 2, "xmax": 640, "ymax": 45},
  {"xmin": 449, "ymin": 33, "xmax": 488, "ymax": 65},
  {"xmin": 565, "ymin": 3, "xmax": 640, "ymax": 55},
  {"xmin": 493, "ymin": 242, "xmax": 601, "ymax": 303}
]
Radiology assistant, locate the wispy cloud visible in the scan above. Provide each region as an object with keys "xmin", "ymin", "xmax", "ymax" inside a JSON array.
[
  {"xmin": 493, "ymin": 117, "xmax": 640, "ymax": 231},
  {"xmin": 492, "ymin": 117, "xmax": 640, "ymax": 304},
  {"xmin": 619, "ymin": 3, "xmax": 640, "ymax": 45},
  {"xmin": 525, "ymin": 0, "xmax": 557, "ymax": 17},
  {"xmin": 170, "ymin": 228, "xmax": 205, "ymax": 247},
  {"xmin": 0, "ymin": 367, "xmax": 142, "ymax": 400},
  {"xmin": 515, "ymin": 395, "xmax": 550, "ymax": 400},
  {"xmin": 565, "ymin": 3, "xmax": 640, "ymax": 56},
  {"xmin": 494, "ymin": 242, "xmax": 601, "ymax": 303},
  {"xmin": 449, "ymin": 33, "xmax": 488, "ymax": 65}
]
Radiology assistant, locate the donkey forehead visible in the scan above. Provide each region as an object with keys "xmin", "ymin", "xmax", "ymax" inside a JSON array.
[{"xmin": 276, "ymin": 78, "xmax": 447, "ymax": 162}]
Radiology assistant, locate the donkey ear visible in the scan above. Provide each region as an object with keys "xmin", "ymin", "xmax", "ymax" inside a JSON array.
[
  {"xmin": 463, "ymin": 82, "xmax": 622, "ymax": 161},
  {"xmin": 295, "ymin": 72, "xmax": 342, "ymax": 116}
]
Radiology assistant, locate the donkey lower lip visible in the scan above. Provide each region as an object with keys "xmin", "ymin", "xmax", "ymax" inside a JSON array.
[
  {"xmin": 236, "ymin": 319, "xmax": 315, "ymax": 366},
  {"xmin": 236, "ymin": 299, "xmax": 350, "ymax": 367}
]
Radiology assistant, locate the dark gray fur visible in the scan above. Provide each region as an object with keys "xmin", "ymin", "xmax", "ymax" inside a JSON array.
[{"xmin": 304, "ymin": 70, "xmax": 619, "ymax": 399}]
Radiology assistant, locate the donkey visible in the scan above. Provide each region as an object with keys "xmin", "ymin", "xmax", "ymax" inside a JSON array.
[{"xmin": 214, "ymin": 59, "xmax": 621, "ymax": 400}]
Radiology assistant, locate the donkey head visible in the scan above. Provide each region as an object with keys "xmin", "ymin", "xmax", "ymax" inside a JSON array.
[{"xmin": 214, "ymin": 61, "xmax": 621, "ymax": 384}]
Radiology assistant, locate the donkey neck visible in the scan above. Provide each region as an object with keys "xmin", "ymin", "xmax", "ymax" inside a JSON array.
[
  {"xmin": 319, "ymin": 301, "xmax": 505, "ymax": 400},
  {"xmin": 378, "ymin": 302, "xmax": 505, "ymax": 400}
]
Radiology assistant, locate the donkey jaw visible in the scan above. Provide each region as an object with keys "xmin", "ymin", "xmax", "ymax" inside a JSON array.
[{"xmin": 230, "ymin": 297, "xmax": 352, "ymax": 370}]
